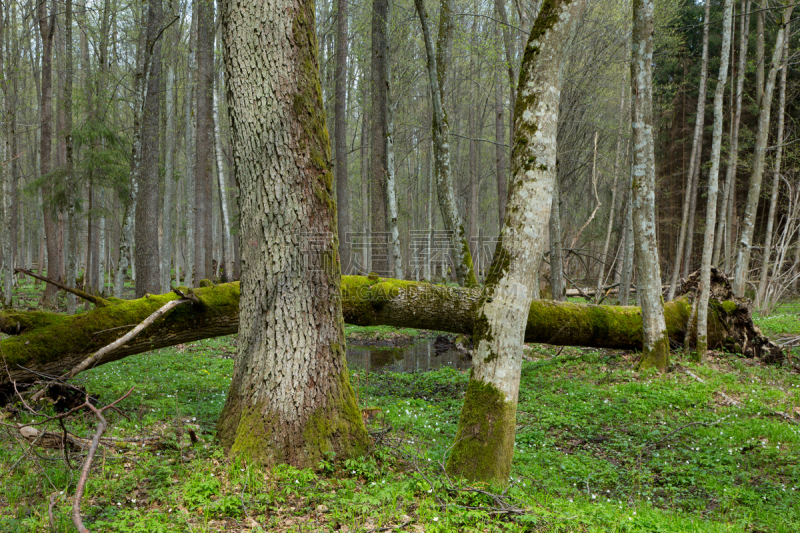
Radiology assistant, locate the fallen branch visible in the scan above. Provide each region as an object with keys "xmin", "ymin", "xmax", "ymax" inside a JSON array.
[
  {"xmin": 73, "ymin": 387, "xmax": 135, "ymax": 533},
  {"xmin": 14, "ymin": 268, "xmax": 109, "ymax": 308}
]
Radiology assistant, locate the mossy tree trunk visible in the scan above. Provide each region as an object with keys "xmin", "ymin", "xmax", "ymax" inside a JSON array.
[
  {"xmin": 445, "ymin": 0, "xmax": 588, "ymax": 485},
  {"xmin": 631, "ymin": 0, "xmax": 669, "ymax": 371},
  {"xmin": 0, "ymin": 274, "xmax": 782, "ymax": 390},
  {"xmin": 214, "ymin": 0, "xmax": 368, "ymax": 467}
]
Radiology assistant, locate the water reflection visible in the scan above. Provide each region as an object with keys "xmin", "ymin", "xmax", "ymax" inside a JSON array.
[{"xmin": 346, "ymin": 339, "xmax": 471, "ymax": 373}]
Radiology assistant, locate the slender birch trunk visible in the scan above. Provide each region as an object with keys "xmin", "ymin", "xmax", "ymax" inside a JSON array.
[
  {"xmin": 714, "ymin": 0, "xmax": 751, "ymax": 268},
  {"xmin": 213, "ymin": 75, "xmax": 235, "ymax": 282},
  {"xmin": 631, "ymin": 0, "xmax": 669, "ymax": 370},
  {"xmin": 414, "ymin": 0, "xmax": 477, "ymax": 287},
  {"xmin": 667, "ymin": 0, "xmax": 711, "ymax": 301},
  {"xmin": 732, "ymin": 3, "xmax": 794, "ymax": 297},
  {"xmin": 696, "ymin": 0, "xmax": 734, "ymax": 361},
  {"xmin": 756, "ymin": 32, "xmax": 790, "ymax": 305},
  {"xmin": 446, "ymin": 0, "xmax": 587, "ymax": 483},
  {"xmin": 386, "ymin": 105, "xmax": 403, "ymax": 279}
]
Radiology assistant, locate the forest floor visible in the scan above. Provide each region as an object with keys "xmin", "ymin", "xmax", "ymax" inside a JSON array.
[{"xmin": 2, "ymin": 278, "xmax": 800, "ymax": 532}]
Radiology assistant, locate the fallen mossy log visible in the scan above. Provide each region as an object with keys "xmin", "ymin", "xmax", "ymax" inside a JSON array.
[{"xmin": 0, "ymin": 274, "xmax": 782, "ymax": 389}]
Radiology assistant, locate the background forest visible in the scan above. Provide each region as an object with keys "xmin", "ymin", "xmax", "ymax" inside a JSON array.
[{"xmin": 0, "ymin": 0, "xmax": 796, "ymax": 310}]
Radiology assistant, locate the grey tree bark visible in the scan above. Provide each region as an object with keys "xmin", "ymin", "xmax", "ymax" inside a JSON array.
[
  {"xmin": 413, "ymin": 0, "xmax": 477, "ymax": 287},
  {"xmin": 549, "ymin": 173, "xmax": 565, "ymax": 301},
  {"xmin": 135, "ymin": 0, "xmax": 163, "ymax": 298},
  {"xmin": 667, "ymin": 0, "xmax": 710, "ymax": 301},
  {"xmin": 696, "ymin": 0, "xmax": 733, "ymax": 361},
  {"xmin": 65, "ymin": 0, "xmax": 78, "ymax": 314},
  {"xmin": 183, "ymin": 7, "xmax": 197, "ymax": 287},
  {"xmin": 732, "ymin": 2, "xmax": 794, "ymax": 297},
  {"xmin": 446, "ymin": 0, "xmax": 587, "ymax": 484},
  {"xmin": 334, "ymin": 0, "xmax": 351, "ymax": 275},
  {"xmin": 216, "ymin": 0, "xmax": 369, "ymax": 465},
  {"xmin": 161, "ymin": 65, "xmax": 176, "ymax": 293},
  {"xmin": 213, "ymin": 74, "xmax": 235, "ymax": 282},
  {"xmin": 194, "ymin": 0, "xmax": 214, "ymax": 284},
  {"xmin": 631, "ymin": 0, "xmax": 669, "ymax": 370}
]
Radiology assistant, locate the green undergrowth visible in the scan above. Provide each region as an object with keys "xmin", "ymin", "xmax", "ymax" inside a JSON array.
[
  {"xmin": 754, "ymin": 301, "xmax": 800, "ymax": 337},
  {"xmin": 2, "ymin": 325, "xmax": 800, "ymax": 531}
]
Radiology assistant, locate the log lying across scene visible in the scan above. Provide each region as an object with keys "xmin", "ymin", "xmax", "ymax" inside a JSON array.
[{"xmin": 0, "ymin": 274, "xmax": 783, "ymax": 388}]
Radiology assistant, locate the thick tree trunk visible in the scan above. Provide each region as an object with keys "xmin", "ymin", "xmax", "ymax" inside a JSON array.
[
  {"xmin": 1, "ymin": 273, "xmax": 781, "ymax": 390},
  {"xmin": 732, "ymin": 4, "xmax": 793, "ymax": 297},
  {"xmin": 445, "ymin": 0, "xmax": 588, "ymax": 484},
  {"xmin": 183, "ymin": 7, "xmax": 197, "ymax": 287},
  {"xmin": 215, "ymin": 0, "xmax": 368, "ymax": 466},
  {"xmin": 631, "ymin": 0, "xmax": 669, "ymax": 370},
  {"xmin": 696, "ymin": 0, "xmax": 733, "ymax": 361},
  {"xmin": 414, "ymin": 0, "xmax": 477, "ymax": 288},
  {"xmin": 135, "ymin": 0, "xmax": 163, "ymax": 298}
]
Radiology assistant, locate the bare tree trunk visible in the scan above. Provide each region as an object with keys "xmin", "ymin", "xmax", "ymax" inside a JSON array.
[
  {"xmin": 213, "ymin": 74, "xmax": 234, "ymax": 282},
  {"xmin": 135, "ymin": 0, "xmax": 163, "ymax": 298},
  {"xmin": 631, "ymin": 0, "xmax": 669, "ymax": 370},
  {"xmin": 39, "ymin": 0, "xmax": 59, "ymax": 307},
  {"xmin": 756, "ymin": 31, "xmax": 790, "ymax": 305},
  {"xmin": 696, "ymin": 0, "xmax": 733, "ymax": 361},
  {"xmin": 446, "ymin": 0, "xmax": 587, "ymax": 484},
  {"xmin": 493, "ymin": 23, "xmax": 507, "ymax": 228},
  {"xmin": 334, "ymin": 0, "xmax": 350, "ymax": 275},
  {"xmin": 755, "ymin": 0, "xmax": 765, "ymax": 107},
  {"xmin": 194, "ymin": 0, "xmax": 214, "ymax": 284},
  {"xmin": 64, "ymin": 0, "xmax": 78, "ymax": 314},
  {"xmin": 714, "ymin": 0, "xmax": 751, "ymax": 268},
  {"xmin": 184, "ymin": 8, "xmax": 197, "ymax": 287},
  {"xmin": 216, "ymin": 0, "xmax": 369, "ymax": 465},
  {"xmin": 413, "ymin": 0, "xmax": 477, "ymax": 287},
  {"xmin": 732, "ymin": 3, "xmax": 794, "ymax": 297},
  {"xmin": 386, "ymin": 105, "xmax": 403, "ymax": 279},
  {"xmin": 161, "ymin": 65, "xmax": 176, "ymax": 293},
  {"xmin": 370, "ymin": 0, "xmax": 390, "ymax": 276},
  {"xmin": 550, "ymin": 173, "xmax": 565, "ymax": 301},
  {"xmin": 667, "ymin": 0, "xmax": 711, "ymax": 301}
]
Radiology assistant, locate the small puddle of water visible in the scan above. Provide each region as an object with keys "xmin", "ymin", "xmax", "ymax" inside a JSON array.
[{"xmin": 346, "ymin": 339, "xmax": 471, "ymax": 373}]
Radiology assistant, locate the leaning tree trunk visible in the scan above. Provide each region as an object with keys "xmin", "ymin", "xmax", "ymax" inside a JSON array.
[
  {"xmin": 631, "ymin": 0, "xmax": 669, "ymax": 370},
  {"xmin": 756, "ymin": 29, "xmax": 790, "ymax": 306},
  {"xmin": 444, "ymin": 0, "xmax": 588, "ymax": 484},
  {"xmin": 1, "ymin": 272, "xmax": 783, "ymax": 391},
  {"xmin": 414, "ymin": 0, "xmax": 477, "ymax": 288},
  {"xmin": 732, "ymin": 3, "xmax": 793, "ymax": 298},
  {"xmin": 215, "ymin": 0, "xmax": 368, "ymax": 466},
  {"xmin": 696, "ymin": 0, "xmax": 733, "ymax": 361}
]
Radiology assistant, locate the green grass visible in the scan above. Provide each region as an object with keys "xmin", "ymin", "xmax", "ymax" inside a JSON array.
[
  {"xmin": 754, "ymin": 302, "xmax": 800, "ymax": 337},
  {"xmin": 4, "ymin": 333, "xmax": 800, "ymax": 531}
]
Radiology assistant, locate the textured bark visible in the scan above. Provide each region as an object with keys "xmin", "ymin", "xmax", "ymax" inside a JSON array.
[
  {"xmin": 183, "ymin": 7, "xmax": 197, "ymax": 287},
  {"xmin": 696, "ymin": 0, "xmax": 733, "ymax": 361},
  {"xmin": 135, "ymin": 0, "xmax": 163, "ymax": 298},
  {"xmin": 631, "ymin": 0, "xmax": 669, "ymax": 370},
  {"xmin": 194, "ymin": 0, "xmax": 214, "ymax": 284},
  {"xmin": 161, "ymin": 66, "xmax": 176, "ymax": 293},
  {"xmin": 215, "ymin": 0, "xmax": 368, "ymax": 466},
  {"xmin": 446, "ymin": 0, "xmax": 588, "ymax": 484},
  {"xmin": 386, "ymin": 106, "xmax": 403, "ymax": 279},
  {"xmin": 667, "ymin": 0, "xmax": 710, "ymax": 301},
  {"xmin": 714, "ymin": 0, "xmax": 750, "ymax": 268},
  {"xmin": 2, "ymin": 274, "xmax": 781, "ymax": 390},
  {"xmin": 493, "ymin": 31, "xmax": 508, "ymax": 229},
  {"xmin": 370, "ymin": 0, "xmax": 390, "ymax": 276},
  {"xmin": 39, "ymin": 0, "xmax": 59, "ymax": 307},
  {"xmin": 732, "ymin": 3, "xmax": 794, "ymax": 297},
  {"xmin": 756, "ymin": 31, "xmax": 790, "ymax": 305},
  {"xmin": 549, "ymin": 174, "xmax": 565, "ymax": 301},
  {"xmin": 334, "ymin": 0, "xmax": 351, "ymax": 275},
  {"xmin": 413, "ymin": 0, "xmax": 477, "ymax": 288}
]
